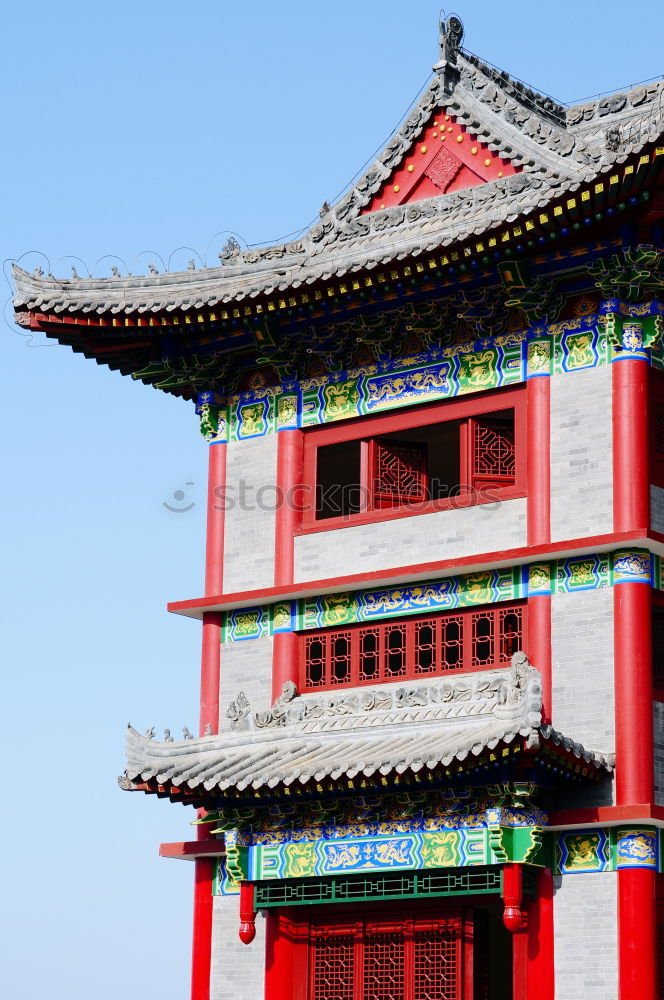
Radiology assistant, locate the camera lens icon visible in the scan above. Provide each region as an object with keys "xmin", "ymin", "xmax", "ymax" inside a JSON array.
[{"xmin": 163, "ymin": 482, "xmax": 196, "ymax": 513}]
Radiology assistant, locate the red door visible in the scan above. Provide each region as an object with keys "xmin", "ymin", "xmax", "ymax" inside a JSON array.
[{"xmin": 305, "ymin": 909, "xmax": 475, "ymax": 1000}]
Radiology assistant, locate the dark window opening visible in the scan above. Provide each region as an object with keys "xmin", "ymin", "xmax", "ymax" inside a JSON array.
[
  {"xmin": 316, "ymin": 440, "xmax": 362, "ymax": 519},
  {"xmin": 312, "ymin": 408, "xmax": 515, "ymax": 521},
  {"xmin": 653, "ymin": 601, "xmax": 664, "ymax": 695}
]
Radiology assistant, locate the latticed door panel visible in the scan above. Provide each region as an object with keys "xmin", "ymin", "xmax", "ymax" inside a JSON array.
[
  {"xmin": 470, "ymin": 418, "xmax": 516, "ymax": 492},
  {"xmin": 370, "ymin": 439, "xmax": 429, "ymax": 509},
  {"xmin": 413, "ymin": 928, "xmax": 459, "ymax": 1000},
  {"xmin": 308, "ymin": 914, "xmax": 463, "ymax": 1000}
]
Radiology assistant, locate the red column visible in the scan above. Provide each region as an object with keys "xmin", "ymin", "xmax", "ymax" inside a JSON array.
[
  {"xmin": 526, "ymin": 375, "xmax": 552, "ymax": 723},
  {"xmin": 613, "ymin": 349, "xmax": 656, "ymax": 1000},
  {"xmin": 272, "ymin": 431, "xmax": 303, "ymax": 701},
  {"xmin": 618, "ymin": 867, "xmax": 657, "ymax": 1000},
  {"xmin": 191, "ymin": 442, "xmax": 227, "ymax": 1000},
  {"xmin": 614, "ymin": 581, "xmax": 654, "ymax": 805},
  {"xmin": 190, "ymin": 855, "xmax": 215, "ymax": 1000},
  {"xmin": 526, "ymin": 868, "xmax": 554, "ymax": 1000},
  {"xmin": 612, "ymin": 355, "xmax": 650, "ymax": 533},
  {"xmin": 527, "ymin": 375, "xmax": 551, "ymax": 547}
]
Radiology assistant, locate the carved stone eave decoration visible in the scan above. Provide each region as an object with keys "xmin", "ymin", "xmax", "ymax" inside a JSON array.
[{"xmin": 120, "ymin": 655, "xmax": 613, "ymax": 799}]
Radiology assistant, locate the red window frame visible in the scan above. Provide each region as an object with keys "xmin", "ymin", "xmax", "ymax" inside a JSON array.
[
  {"xmin": 300, "ymin": 386, "xmax": 526, "ymax": 532},
  {"xmin": 300, "ymin": 601, "xmax": 526, "ymax": 692}
]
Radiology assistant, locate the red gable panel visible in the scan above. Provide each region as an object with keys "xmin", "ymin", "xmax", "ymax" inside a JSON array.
[{"xmin": 363, "ymin": 111, "xmax": 519, "ymax": 214}]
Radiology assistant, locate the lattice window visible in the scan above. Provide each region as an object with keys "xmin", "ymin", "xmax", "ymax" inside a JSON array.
[
  {"xmin": 311, "ymin": 929, "xmax": 355, "ymax": 1000},
  {"xmin": 413, "ymin": 928, "xmax": 458, "ymax": 1000},
  {"xmin": 308, "ymin": 915, "xmax": 462, "ymax": 1000},
  {"xmin": 370, "ymin": 439, "xmax": 428, "ymax": 509},
  {"xmin": 364, "ymin": 929, "xmax": 405, "ymax": 1000},
  {"xmin": 300, "ymin": 604, "xmax": 526, "ymax": 691},
  {"xmin": 359, "ymin": 626, "xmax": 381, "ymax": 682},
  {"xmin": 471, "ymin": 417, "xmax": 516, "ymax": 491}
]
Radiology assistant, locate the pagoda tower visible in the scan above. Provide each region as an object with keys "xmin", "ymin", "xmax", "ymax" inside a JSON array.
[{"xmin": 14, "ymin": 17, "xmax": 664, "ymax": 1000}]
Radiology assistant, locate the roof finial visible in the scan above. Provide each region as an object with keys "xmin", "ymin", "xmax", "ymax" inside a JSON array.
[{"xmin": 435, "ymin": 12, "xmax": 464, "ymax": 93}]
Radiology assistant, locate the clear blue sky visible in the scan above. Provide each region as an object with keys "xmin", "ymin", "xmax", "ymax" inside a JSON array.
[{"xmin": 1, "ymin": 2, "xmax": 662, "ymax": 996}]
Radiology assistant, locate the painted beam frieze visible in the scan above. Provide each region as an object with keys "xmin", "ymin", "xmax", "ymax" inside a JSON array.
[
  {"xmin": 198, "ymin": 298, "xmax": 664, "ymax": 443},
  {"xmin": 220, "ymin": 549, "xmax": 655, "ymax": 643}
]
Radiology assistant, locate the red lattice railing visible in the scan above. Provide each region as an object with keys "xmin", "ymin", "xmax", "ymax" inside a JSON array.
[
  {"xmin": 301, "ymin": 604, "xmax": 526, "ymax": 691},
  {"xmin": 471, "ymin": 417, "xmax": 516, "ymax": 490}
]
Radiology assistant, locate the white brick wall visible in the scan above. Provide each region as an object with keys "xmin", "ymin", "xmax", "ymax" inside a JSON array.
[
  {"xmin": 552, "ymin": 588, "xmax": 615, "ymax": 760},
  {"xmin": 651, "ymin": 484, "xmax": 664, "ymax": 534},
  {"xmin": 210, "ymin": 894, "xmax": 265, "ymax": 1000},
  {"xmin": 655, "ymin": 701, "xmax": 664, "ymax": 806},
  {"xmin": 550, "ymin": 366, "xmax": 613, "ymax": 541},
  {"xmin": 293, "ymin": 497, "xmax": 527, "ymax": 583},
  {"xmin": 223, "ymin": 436, "xmax": 278, "ymax": 593},
  {"xmin": 553, "ymin": 872, "xmax": 617, "ymax": 1000},
  {"xmin": 219, "ymin": 636, "xmax": 273, "ymax": 723}
]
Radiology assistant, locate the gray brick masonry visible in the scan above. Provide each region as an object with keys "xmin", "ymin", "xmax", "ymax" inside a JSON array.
[
  {"xmin": 220, "ymin": 636, "xmax": 273, "ymax": 721},
  {"xmin": 655, "ymin": 701, "xmax": 664, "ymax": 806},
  {"xmin": 550, "ymin": 366, "xmax": 613, "ymax": 542},
  {"xmin": 293, "ymin": 497, "xmax": 527, "ymax": 583},
  {"xmin": 552, "ymin": 588, "xmax": 615, "ymax": 758},
  {"xmin": 223, "ymin": 436, "xmax": 278, "ymax": 593},
  {"xmin": 553, "ymin": 871, "xmax": 617, "ymax": 1000},
  {"xmin": 651, "ymin": 484, "xmax": 664, "ymax": 534},
  {"xmin": 210, "ymin": 895, "xmax": 265, "ymax": 1000}
]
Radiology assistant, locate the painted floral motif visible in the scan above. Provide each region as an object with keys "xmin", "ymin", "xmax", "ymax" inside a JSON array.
[
  {"xmin": 322, "ymin": 379, "xmax": 360, "ymax": 420},
  {"xmin": 463, "ymin": 572, "xmax": 493, "ymax": 604},
  {"xmin": 283, "ymin": 842, "xmax": 318, "ymax": 878},
  {"xmin": 457, "ymin": 350, "xmax": 499, "ymax": 390},
  {"xmin": 276, "ymin": 394, "xmax": 298, "ymax": 427},
  {"xmin": 419, "ymin": 831, "xmax": 460, "ymax": 867},
  {"xmin": 321, "ymin": 592, "xmax": 355, "ymax": 626},
  {"xmin": 528, "ymin": 564, "xmax": 551, "ymax": 593},
  {"xmin": 565, "ymin": 332, "xmax": 595, "ymax": 368},
  {"xmin": 616, "ymin": 830, "xmax": 657, "ymax": 868},
  {"xmin": 238, "ymin": 402, "xmax": 267, "ymax": 437},
  {"xmin": 564, "ymin": 833, "xmax": 602, "ymax": 871},
  {"xmin": 527, "ymin": 340, "xmax": 551, "ymax": 375}
]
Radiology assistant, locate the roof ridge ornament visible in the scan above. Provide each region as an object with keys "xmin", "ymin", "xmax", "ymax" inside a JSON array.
[{"xmin": 434, "ymin": 13, "xmax": 464, "ymax": 94}]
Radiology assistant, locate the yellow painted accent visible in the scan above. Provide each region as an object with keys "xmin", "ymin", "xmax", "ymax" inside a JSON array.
[
  {"xmin": 428, "ymin": 259, "xmax": 437, "ymax": 269},
  {"xmin": 447, "ymin": 126, "xmax": 453, "ymax": 132},
  {"xmin": 243, "ymin": 307, "xmax": 251, "ymax": 316},
  {"xmin": 450, "ymin": 252, "xmax": 459, "ymax": 262},
  {"xmin": 407, "ymin": 165, "xmax": 414, "ymax": 172},
  {"xmin": 476, "ymin": 242, "xmax": 484, "ymax": 252},
  {"xmin": 610, "ymin": 175, "xmax": 619, "ymax": 184},
  {"xmin": 501, "ymin": 231, "xmax": 510, "ymax": 242},
  {"xmin": 352, "ymin": 280, "xmax": 360, "ymax": 290},
  {"xmin": 380, "ymin": 203, "xmax": 385, "ymax": 209},
  {"xmin": 339, "ymin": 285, "xmax": 347, "ymax": 294},
  {"xmin": 255, "ymin": 305, "xmax": 262, "ymax": 314},
  {"xmin": 484, "ymin": 158, "xmax": 491, "ymax": 166},
  {"xmin": 314, "ymin": 290, "xmax": 322, "ymax": 299},
  {"xmin": 539, "ymin": 214, "xmax": 549, "ymax": 224},
  {"xmin": 403, "ymin": 266, "xmax": 412, "ymax": 276},
  {"xmin": 488, "ymin": 237, "xmax": 497, "ymax": 247},
  {"xmin": 416, "ymin": 262, "xmax": 424, "ymax": 272},
  {"xmin": 288, "ymin": 297, "xmax": 296, "ymax": 306},
  {"xmin": 377, "ymin": 273, "xmax": 386, "ymax": 282},
  {"xmin": 655, "ymin": 147, "xmax": 664, "ymax": 156},
  {"xmin": 513, "ymin": 226, "xmax": 522, "ymax": 236},
  {"xmin": 639, "ymin": 155, "xmax": 649, "ymax": 165},
  {"xmin": 581, "ymin": 190, "xmax": 590, "ymax": 201},
  {"xmin": 554, "ymin": 206, "xmax": 563, "ymax": 216},
  {"xmin": 390, "ymin": 270, "xmax": 399, "ymax": 279},
  {"xmin": 498, "ymin": 171, "xmax": 503, "ymax": 177},
  {"xmin": 432, "ymin": 132, "xmax": 438, "ymax": 138},
  {"xmin": 233, "ymin": 308, "xmax": 240, "ymax": 318},
  {"xmin": 364, "ymin": 277, "xmax": 373, "ymax": 287},
  {"xmin": 525, "ymin": 221, "xmax": 535, "ymax": 231},
  {"xmin": 268, "ymin": 302, "xmax": 276, "ymax": 311},
  {"xmin": 456, "ymin": 134, "xmax": 464, "ymax": 143},
  {"xmin": 471, "ymin": 146, "xmax": 478, "ymax": 154},
  {"xmin": 595, "ymin": 183, "xmax": 604, "ymax": 193},
  {"xmin": 393, "ymin": 184, "xmax": 400, "ymax": 192},
  {"xmin": 441, "ymin": 135, "xmax": 446, "ymax": 141},
  {"xmin": 624, "ymin": 165, "xmax": 634, "ymax": 175},
  {"xmin": 278, "ymin": 299, "xmax": 286, "ymax": 309},
  {"xmin": 445, "ymin": 115, "xmax": 450, "ymax": 121},
  {"xmin": 433, "ymin": 120, "xmax": 439, "ymax": 127},
  {"xmin": 463, "ymin": 247, "xmax": 471, "ymax": 257},
  {"xmin": 420, "ymin": 145, "xmax": 428, "ymax": 153},
  {"xmin": 301, "ymin": 293, "xmax": 309, "ymax": 303}
]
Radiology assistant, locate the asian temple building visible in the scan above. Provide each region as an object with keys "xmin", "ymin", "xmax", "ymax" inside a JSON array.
[{"xmin": 13, "ymin": 15, "xmax": 664, "ymax": 1000}]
